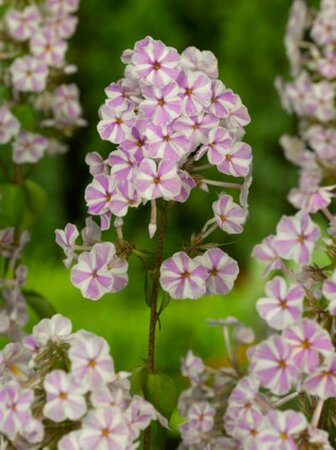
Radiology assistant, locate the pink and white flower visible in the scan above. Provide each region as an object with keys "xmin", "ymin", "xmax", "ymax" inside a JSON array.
[
  {"xmin": 282, "ymin": 319, "xmax": 334, "ymax": 373},
  {"xmin": 256, "ymin": 276, "xmax": 304, "ymax": 330},
  {"xmin": 145, "ymin": 123, "xmax": 190, "ymax": 161},
  {"xmin": 180, "ymin": 47, "xmax": 218, "ymax": 79},
  {"xmin": 80, "ymin": 407, "xmax": 129, "ymax": 450},
  {"xmin": 218, "ymin": 142, "xmax": 252, "ymax": 177},
  {"xmin": 12, "ymin": 131, "xmax": 48, "ymax": 164},
  {"xmin": 195, "ymin": 248, "xmax": 239, "ymax": 295},
  {"xmin": 198, "ymin": 127, "xmax": 233, "ymax": 165},
  {"xmin": 0, "ymin": 107, "xmax": 20, "ymax": 144},
  {"xmin": 134, "ymin": 158, "xmax": 182, "ymax": 200},
  {"xmin": 303, "ymin": 353, "xmax": 336, "ymax": 399},
  {"xmin": 69, "ymin": 330, "xmax": 115, "ymax": 388},
  {"xmin": 160, "ymin": 251, "xmax": 208, "ymax": 299},
  {"xmin": 252, "ymin": 335, "xmax": 298, "ymax": 395},
  {"xmin": 139, "ymin": 82, "xmax": 182, "ymax": 125},
  {"xmin": 55, "ymin": 223, "xmax": 79, "ymax": 268},
  {"xmin": 53, "ymin": 84, "xmax": 82, "ymax": 119},
  {"xmin": 97, "ymin": 105, "xmax": 135, "ymax": 144},
  {"xmin": 43, "ymin": 370, "xmax": 87, "ymax": 422},
  {"xmin": 252, "ymin": 235, "xmax": 282, "ymax": 276},
  {"xmin": 132, "ymin": 37, "xmax": 180, "ymax": 87},
  {"xmin": 273, "ymin": 210, "xmax": 320, "ymax": 265},
  {"xmin": 85, "ymin": 175, "xmax": 115, "ymax": 216},
  {"xmin": 181, "ymin": 350, "xmax": 205, "ymax": 386},
  {"xmin": 70, "ymin": 242, "xmax": 128, "ymax": 300},
  {"xmin": 10, "ymin": 56, "xmax": 48, "ymax": 93},
  {"xmin": 212, "ymin": 194, "xmax": 247, "ymax": 234},
  {"xmin": 30, "ymin": 29, "xmax": 67, "ymax": 67},
  {"xmin": 178, "ymin": 70, "xmax": 212, "ymax": 116},
  {"xmin": 33, "ymin": 314, "xmax": 72, "ymax": 345},
  {"xmin": 5, "ymin": 6, "xmax": 41, "ymax": 42}
]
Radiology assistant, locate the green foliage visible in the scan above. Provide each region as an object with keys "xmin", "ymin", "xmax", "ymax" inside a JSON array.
[
  {"xmin": 143, "ymin": 372, "xmax": 177, "ymax": 419},
  {"xmin": 0, "ymin": 183, "xmax": 25, "ymax": 228},
  {"xmin": 23, "ymin": 289, "xmax": 57, "ymax": 320},
  {"xmin": 21, "ymin": 179, "xmax": 48, "ymax": 229}
]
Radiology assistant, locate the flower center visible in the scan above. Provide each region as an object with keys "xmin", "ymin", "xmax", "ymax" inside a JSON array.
[
  {"xmin": 101, "ymin": 428, "xmax": 109, "ymax": 437},
  {"xmin": 59, "ymin": 391, "xmax": 67, "ymax": 400},
  {"xmin": 92, "ymin": 270, "xmax": 98, "ymax": 279},
  {"xmin": 153, "ymin": 62, "xmax": 161, "ymax": 70},
  {"xmin": 116, "ymin": 117, "xmax": 123, "ymax": 125},
  {"xmin": 164, "ymin": 135, "xmax": 171, "ymax": 142},
  {"xmin": 225, "ymin": 153, "xmax": 232, "ymax": 161},
  {"xmin": 297, "ymin": 234, "xmax": 306, "ymax": 244},
  {"xmin": 250, "ymin": 428, "xmax": 257, "ymax": 436},
  {"xmin": 219, "ymin": 214, "xmax": 227, "ymax": 222},
  {"xmin": 185, "ymin": 88, "xmax": 193, "ymax": 96},
  {"xmin": 88, "ymin": 359, "xmax": 97, "ymax": 368},
  {"xmin": 192, "ymin": 123, "xmax": 199, "ymax": 129},
  {"xmin": 210, "ymin": 268, "xmax": 218, "ymax": 276},
  {"xmin": 279, "ymin": 299, "xmax": 288, "ymax": 309},
  {"xmin": 301, "ymin": 339, "xmax": 311, "ymax": 349},
  {"xmin": 280, "ymin": 432, "xmax": 288, "ymax": 441},
  {"xmin": 244, "ymin": 402, "xmax": 252, "ymax": 409},
  {"xmin": 323, "ymin": 370, "xmax": 333, "ymax": 377},
  {"xmin": 153, "ymin": 176, "xmax": 161, "ymax": 185},
  {"xmin": 158, "ymin": 98, "xmax": 165, "ymax": 106},
  {"xmin": 278, "ymin": 359, "xmax": 287, "ymax": 369},
  {"xmin": 181, "ymin": 271, "xmax": 190, "ymax": 279}
]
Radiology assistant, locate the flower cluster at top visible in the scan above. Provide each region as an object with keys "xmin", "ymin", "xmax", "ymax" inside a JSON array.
[
  {"xmin": 0, "ymin": 227, "xmax": 29, "ymax": 340},
  {"xmin": 276, "ymin": 0, "xmax": 336, "ymax": 218},
  {"xmin": 56, "ymin": 36, "xmax": 253, "ymax": 301},
  {"xmin": 0, "ymin": 314, "xmax": 167, "ymax": 449},
  {"xmin": 178, "ymin": 317, "xmax": 334, "ymax": 449},
  {"xmin": 0, "ymin": 0, "xmax": 85, "ymax": 165}
]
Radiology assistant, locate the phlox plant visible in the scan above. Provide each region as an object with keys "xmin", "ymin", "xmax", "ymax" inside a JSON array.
[
  {"xmin": 0, "ymin": 0, "xmax": 84, "ymax": 341},
  {"xmin": 55, "ymin": 36, "xmax": 253, "ymax": 448},
  {"xmin": 178, "ymin": 1, "xmax": 336, "ymax": 449}
]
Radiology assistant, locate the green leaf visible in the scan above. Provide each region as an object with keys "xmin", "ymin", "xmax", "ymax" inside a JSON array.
[
  {"xmin": 129, "ymin": 366, "xmax": 147, "ymax": 396},
  {"xmin": 12, "ymin": 104, "xmax": 37, "ymax": 131},
  {"xmin": 158, "ymin": 292, "xmax": 170, "ymax": 317},
  {"xmin": 0, "ymin": 183, "xmax": 25, "ymax": 227},
  {"xmin": 21, "ymin": 180, "xmax": 47, "ymax": 229},
  {"xmin": 143, "ymin": 372, "xmax": 177, "ymax": 419},
  {"xmin": 23, "ymin": 289, "xmax": 57, "ymax": 319}
]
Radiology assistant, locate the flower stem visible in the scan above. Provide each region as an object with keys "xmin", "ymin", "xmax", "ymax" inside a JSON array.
[
  {"xmin": 311, "ymin": 398, "xmax": 324, "ymax": 428},
  {"xmin": 143, "ymin": 205, "xmax": 167, "ymax": 450}
]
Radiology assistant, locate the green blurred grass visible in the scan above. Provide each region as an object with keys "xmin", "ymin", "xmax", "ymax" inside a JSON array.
[{"xmin": 25, "ymin": 258, "xmax": 265, "ymax": 374}]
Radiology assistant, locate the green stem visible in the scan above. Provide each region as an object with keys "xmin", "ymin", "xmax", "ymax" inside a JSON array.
[{"xmin": 143, "ymin": 205, "xmax": 167, "ymax": 450}]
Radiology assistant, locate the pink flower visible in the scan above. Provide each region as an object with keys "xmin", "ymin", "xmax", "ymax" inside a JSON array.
[
  {"xmin": 104, "ymin": 82, "xmax": 133, "ymax": 113},
  {"xmin": 212, "ymin": 194, "xmax": 247, "ymax": 234},
  {"xmin": 97, "ymin": 105, "xmax": 135, "ymax": 144},
  {"xmin": 109, "ymin": 181, "xmax": 140, "ymax": 217},
  {"xmin": 12, "ymin": 131, "xmax": 48, "ymax": 164},
  {"xmin": 46, "ymin": 12, "xmax": 78, "ymax": 39},
  {"xmin": 306, "ymin": 125, "xmax": 336, "ymax": 163},
  {"xmin": 71, "ymin": 242, "xmax": 128, "ymax": 300},
  {"xmin": 85, "ymin": 152, "xmax": 108, "ymax": 177},
  {"xmin": 145, "ymin": 123, "xmax": 190, "ymax": 161},
  {"xmin": 218, "ymin": 142, "xmax": 252, "ymax": 177},
  {"xmin": 160, "ymin": 251, "xmax": 208, "ymax": 299},
  {"xmin": 55, "ymin": 223, "xmax": 79, "ymax": 268},
  {"xmin": 252, "ymin": 335, "xmax": 298, "ymax": 395},
  {"xmin": 227, "ymin": 375, "xmax": 261, "ymax": 425},
  {"xmin": 132, "ymin": 37, "xmax": 180, "ymax": 86},
  {"xmin": 0, "ymin": 382, "xmax": 34, "ymax": 439},
  {"xmin": 58, "ymin": 431, "xmax": 82, "ymax": 450},
  {"xmin": 282, "ymin": 319, "xmax": 334, "ymax": 373},
  {"xmin": 33, "ymin": 314, "xmax": 72, "ymax": 345},
  {"xmin": 180, "ymin": 47, "xmax": 218, "ymax": 79},
  {"xmin": 322, "ymin": 269, "xmax": 336, "ymax": 313},
  {"xmin": 30, "ymin": 29, "xmax": 67, "ymax": 67},
  {"xmin": 252, "ymin": 235, "xmax": 282, "ymax": 276},
  {"xmin": 5, "ymin": 6, "xmax": 41, "ymax": 42},
  {"xmin": 139, "ymin": 82, "xmax": 182, "ymax": 125},
  {"xmin": 0, "ymin": 107, "xmax": 20, "ymax": 144},
  {"xmin": 186, "ymin": 401, "xmax": 215, "ymax": 432},
  {"xmin": 195, "ymin": 248, "xmax": 239, "ymax": 295},
  {"xmin": 198, "ymin": 127, "xmax": 233, "ymax": 165},
  {"xmin": 178, "ymin": 70, "xmax": 212, "ymax": 116},
  {"xmin": 80, "ymin": 407, "xmax": 129, "ymax": 449},
  {"xmin": 85, "ymin": 175, "xmax": 115, "ymax": 216},
  {"xmin": 43, "ymin": 370, "xmax": 87, "ymax": 422},
  {"xmin": 273, "ymin": 210, "xmax": 320, "ymax": 265},
  {"xmin": 303, "ymin": 353, "xmax": 336, "ymax": 399},
  {"xmin": 69, "ymin": 330, "xmax": 115, "ymax": 388},
  {"xmin": 256, "ymin": 276, "xmax": 304, "ymax": 330},
  {"xmin": 10, "ymin": 56, "xmax": 48, "ymax": 92},
  {"xmin": 173, "ymin": 112, "xmax": 219, "ymax": 146},
  {"xmin": 46, "ymin": 0, "xmax": 79, "ymax": 14},
  {"xmin": 108, "ymin": 148, "xmax": 141, "ymax": 182},
  {"xmin": 134, "ymin": 158, "xmax": 182, "ymax": 200},
  {"xmin": 53, "ymin": 84, "xmax": 82, "ymax": 119},
  {"xmin": 257, "ymin": 410, "xmax": 307, "ymax": 450},
  {"xmin": 311, "ymin": 10, "xmax": 336, "ymax": 46},
  {"xmin": 207, "ymin": 81, "xmax": 238, "ymax": 118},
  {"xmin": 181, "ymin": 350, "xmax": 205, "ymax": 386}
]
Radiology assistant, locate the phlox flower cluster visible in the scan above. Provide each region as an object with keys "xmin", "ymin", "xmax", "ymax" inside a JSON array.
[
  {"xmin": 57, "ymin": 37, "xmax": 253, "ymax": 301},
  {"xmin": 178, "ymin": 317, "xmax": 334, "ymax": 449},
  {"xmin": 276, "ymin": 0, "xmax": 336, "ymax": 217},
  {"xmin": 178, "ymin": 2, "xmax": 336, "ymax": 447},
  {"xmin": 0, "ymin": 227, "xmax": 29, "ymax": 340},
  {"xmin": 0, "ymin": 0, "xmax": 85, "ymax": 165},
  {"xmin": 0, "ymin": 313, "xmax": 167, "ymax": 449}
]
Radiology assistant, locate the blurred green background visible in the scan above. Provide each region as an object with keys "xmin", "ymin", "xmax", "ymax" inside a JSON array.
[{"xmin": 2, "ymin": 0, "xmax": 301, "ymax": 443}]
